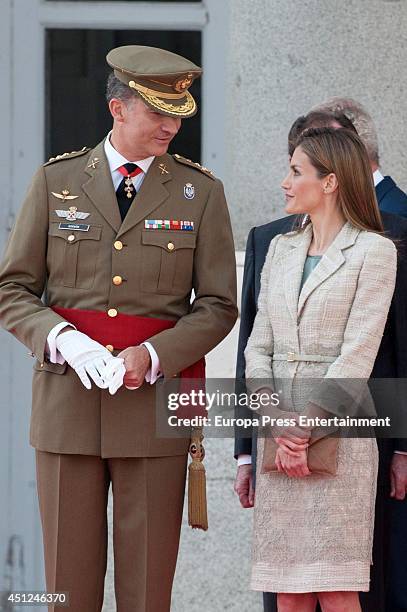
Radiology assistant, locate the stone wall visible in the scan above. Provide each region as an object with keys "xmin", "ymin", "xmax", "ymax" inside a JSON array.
[{"xmin": 225, "ymin": 0, "xmax": 407, "ymax": 248}]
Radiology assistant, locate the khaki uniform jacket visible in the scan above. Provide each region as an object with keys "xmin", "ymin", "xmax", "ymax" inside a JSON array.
[{"xmin": 0, "ymin": 140, "xmax": 237, "ymax": 457}]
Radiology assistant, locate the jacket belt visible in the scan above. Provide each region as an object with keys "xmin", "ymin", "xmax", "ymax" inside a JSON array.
[{"xmin": 273, "ymin": 352, "xmax": 336, "ymax": 363}]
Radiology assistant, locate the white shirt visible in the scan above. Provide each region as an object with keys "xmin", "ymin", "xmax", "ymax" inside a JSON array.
[
  {"xmin": 46, "ymin": 133, "xmax": 161, "ymax": 383},
  {"xmin": 104, "ymin": 130, "xmax": 155, "ymax": 191},
  {"xmin": 373, "ymin": 169, "xmax": 384, "ymax": 187}
]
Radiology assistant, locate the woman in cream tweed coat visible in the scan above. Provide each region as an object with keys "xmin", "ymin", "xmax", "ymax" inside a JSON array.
[{"xmin": 245, "ymin": 127, "xmax": 397, "ymax": 612}]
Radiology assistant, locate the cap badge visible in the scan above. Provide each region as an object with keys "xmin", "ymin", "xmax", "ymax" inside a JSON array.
[
  {"xmin": 55, "ymin": 206, "xmax": 90, "ymax": 221},
  {"xmin": 51, "ymin": 189, "xmax": 79, "ymax": 203},
  {"xmin": 184, "ymin": 183, "xmax": 195, "ymax": 200},
  {"xmin": 174, "ymin": 74, "xmax": 194, "ymax": 93}
]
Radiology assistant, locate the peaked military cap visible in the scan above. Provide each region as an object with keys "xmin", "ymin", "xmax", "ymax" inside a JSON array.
[{"xmin": 106, "ymin": 45, "xmax": 202, "ymax": 118}]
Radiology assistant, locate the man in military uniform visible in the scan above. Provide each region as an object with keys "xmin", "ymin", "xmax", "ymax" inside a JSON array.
[{"xmin": 0, "ymin": 45, "xmax": 237, "ymax": 611}]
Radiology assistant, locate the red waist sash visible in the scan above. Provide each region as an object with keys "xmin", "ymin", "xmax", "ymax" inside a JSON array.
[
  {"xmin": 52, "ymin": 306, "xmax": 205, "ymax": 380},
  {"xmin": 51, "ymin": 307, "xmax": 206, "ymax": 418}
]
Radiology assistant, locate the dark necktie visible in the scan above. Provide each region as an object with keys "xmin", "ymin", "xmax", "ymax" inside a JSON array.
[{"xmin": 116, "ymin": 163, "xmax": 143, "ymax": 221}]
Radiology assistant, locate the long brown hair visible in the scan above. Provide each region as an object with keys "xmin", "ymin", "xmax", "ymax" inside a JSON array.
[{"xmin": 294, "ymin": 127, "xmax": 383, "ymax": 233}]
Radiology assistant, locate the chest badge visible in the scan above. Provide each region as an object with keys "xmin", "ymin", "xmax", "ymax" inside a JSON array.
[
  {"xmin": 55, "ymin": 206, "xmax": 90, "ymax": 221},
  {"xmin": 51, "ymin": 189, "xmax": 79, "ymax": 203},
  {"xmin": 184, "ymin": 183, "xmax": 195, "ymax": 200}
]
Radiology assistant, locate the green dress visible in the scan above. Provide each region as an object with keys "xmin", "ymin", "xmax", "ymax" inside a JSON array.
[{"xmin": 300, "ymin": 255, "xmax": 322, "ymax": 291}]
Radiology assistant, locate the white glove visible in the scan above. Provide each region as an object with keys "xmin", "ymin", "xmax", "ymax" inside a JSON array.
[
  {"xmin": 101, "ymin": 358, "xmax": 128, "ymax": 395},
  {"xmin": 55, "ymin": 330, "xmax": 125, "ymax": 392}
]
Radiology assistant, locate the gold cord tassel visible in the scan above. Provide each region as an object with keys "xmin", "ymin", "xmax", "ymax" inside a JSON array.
[{"xmin": 188, "ymin": 428, "xmax": 208, "ymax": 531}]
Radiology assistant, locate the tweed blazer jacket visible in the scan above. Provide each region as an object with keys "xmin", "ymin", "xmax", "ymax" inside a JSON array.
[{"xmin": 245, "ymin": 222, "xmax": 397, "ymax": 412}]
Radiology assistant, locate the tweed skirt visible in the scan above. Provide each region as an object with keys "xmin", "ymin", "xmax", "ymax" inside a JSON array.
[{"xmin": 251, "ymin": 436, "xmax": 378, "ymax": 593}]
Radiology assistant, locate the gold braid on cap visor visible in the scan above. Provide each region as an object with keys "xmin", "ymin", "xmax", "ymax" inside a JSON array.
[{"xmin": 131, "ymin": 85, "xmax": 196, "ymax": 117}]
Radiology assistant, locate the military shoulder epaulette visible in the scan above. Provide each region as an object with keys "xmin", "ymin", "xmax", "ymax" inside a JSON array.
[
  {"xmin": 173, "ymin": 154, "xmax": 215, "ymax": 179},
  {"xmin": 44, "ymin": 147, "xmax": 91, "ymax": 166}
]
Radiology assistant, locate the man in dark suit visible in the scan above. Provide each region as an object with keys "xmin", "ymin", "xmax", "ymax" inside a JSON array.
[
  {"xmin": 376, "ymin": 176, "xmax": 407, "ymax": 218},
  {"xmin": 234, "ymin": 110, "xmax": 407, "ymax": 612},
  {"xmin": 311, "ymin": 97, "xmax": 407, "ymax": 218}
]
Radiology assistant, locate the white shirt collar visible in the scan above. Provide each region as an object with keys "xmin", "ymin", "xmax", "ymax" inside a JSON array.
[
  {"xmin": 373, "ymin": 169, "xmax": 384, "ymax": 187},
  {"xmin": 104, "ymin": 131, "xmax": 155, "ymax": 175}
]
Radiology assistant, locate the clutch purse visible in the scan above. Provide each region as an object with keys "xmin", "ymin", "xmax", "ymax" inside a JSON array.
[{"xmin": 261, "ymin": 435, "xmax": 338, "ymax": 476}]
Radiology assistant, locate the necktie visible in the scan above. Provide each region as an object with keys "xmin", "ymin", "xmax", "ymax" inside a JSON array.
[{"xmin": 116, "ymin": 163, "xmax": 143, "ymax": 221}]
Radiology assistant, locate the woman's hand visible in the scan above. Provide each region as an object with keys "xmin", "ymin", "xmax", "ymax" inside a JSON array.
[
  {"xmin": 275, "ymin": 430, "xmax": 310, "ymax": 456},
  {"xmin": 275, "ymin": 447, "xmax": 311, "ymax": 478},
  {"xmin": 273, "ymin": 414, "xmax": 311, "ymax": 456},
  {"xmin": 255, "ymin": 389, "xmax": 312, "ymax": 455}
]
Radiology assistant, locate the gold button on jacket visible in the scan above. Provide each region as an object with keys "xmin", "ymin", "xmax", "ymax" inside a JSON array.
[{"xmin": 0, "ymin": 139, "xmax": 238, "ymax": 458}]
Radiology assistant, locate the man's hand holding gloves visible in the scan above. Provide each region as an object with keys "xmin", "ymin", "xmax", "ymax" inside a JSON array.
[{"xmin": 55, "ymin": 330, "xmax": 126, "ymax": 395}]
